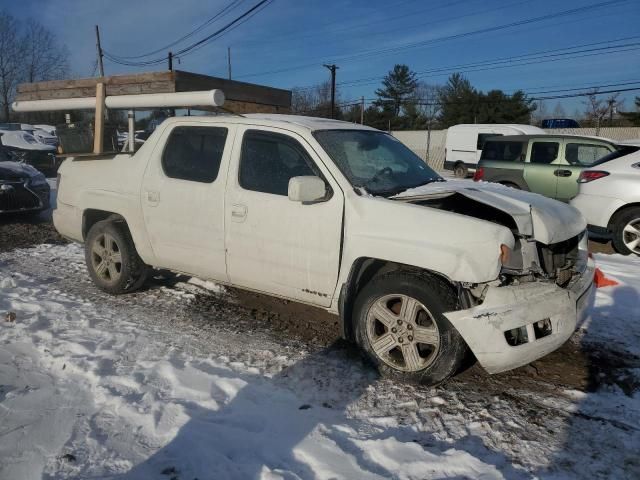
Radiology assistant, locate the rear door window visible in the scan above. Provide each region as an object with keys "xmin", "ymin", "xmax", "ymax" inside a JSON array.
[
  {"xmin": 530, "ymin": 142, "xmax": 559, "ymax": 164},
  {"xmin": 480, "ymin": 141, "xmax": 525, "ymax": 162},
  {"xmin": 162, "ymin": 126, "xmax": 228, "ymax": 183},
  {"xmin": 565, "ymin": 143, "xmax": 612, "ymax": 166}
]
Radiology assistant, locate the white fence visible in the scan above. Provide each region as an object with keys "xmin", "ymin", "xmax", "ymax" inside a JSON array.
[{"xmin": 392, "ymin": 127, "xmax": 640, "ymax": 171}]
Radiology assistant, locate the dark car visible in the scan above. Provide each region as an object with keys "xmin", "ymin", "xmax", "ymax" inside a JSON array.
[
  {"xmin": 541, "ymin": 118, "xmax": 580, "ymax": 129},
  {"xmin": 0, "ymin": 149, "xmax": 51, "ymax": 215}
]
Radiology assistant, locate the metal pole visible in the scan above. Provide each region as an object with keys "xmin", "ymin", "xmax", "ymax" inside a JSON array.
[
  {"xmin": 128, "ymin": 110, "xmax": 135, "ymax": 152},
  {"xmin": 323, "ymin": 64, "xmax": 338, "ymax": 119},
  {"xmin": 227, "ymin": 47, "xmax": 232, "ymax": 80},
  {"xmin": 95, "ymin": 25, "xmax": 105, "ymax": 77},
  {"xmin": 168, "ymin": 51, "xmax": 173, "ymax": 71},
  {"xmin": 360, "ymin": 96, "xmax": 364, "ymax": 124}
]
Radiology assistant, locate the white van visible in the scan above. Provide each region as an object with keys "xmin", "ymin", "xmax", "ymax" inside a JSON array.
[{"xmin": 444, "ymin": 124, "xmax": 545, "ymax": 177}]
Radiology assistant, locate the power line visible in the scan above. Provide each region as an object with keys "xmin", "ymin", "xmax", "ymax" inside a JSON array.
[
  {"xmin": 105, "ymin": 0, "xmax": 245, "ymax": 60},
  {"xmin": 290, "ymin": 38, "xmax": 640, "ymax": 97},
  {"xmin": 103, "ymin": 0, "xmax": 272, "ymax": 67},
  {"xmin": 238, "ymin": 0, "xmax": 630, "ymax": 79}
]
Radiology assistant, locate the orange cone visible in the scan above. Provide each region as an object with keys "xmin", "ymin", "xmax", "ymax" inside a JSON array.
[{"xmin": 594, "ymin": 267, "xmax": 619, "ymax": 288}]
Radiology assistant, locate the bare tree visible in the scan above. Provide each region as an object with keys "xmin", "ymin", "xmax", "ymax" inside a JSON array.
[
  {"xmin": 0, "ymin": 12, "xmax": 23, "ymax": 121},
  {"xmin": 0, "ymin": 12, "xmax": 69, "ymax": 121},
  {"xmin": 552, "ymin": 101, "xmax": 567, "ymax": 118},
  {"xmin": 22, "ymin": 19, "xmax": 69, "ymax": 83},
  {"xmin": 532, "ymin": 99, "xmax": 547, "ymax": 126},
  {"xmin": 583, "ymin": 90, "xmax": 610, "ymax": 135},
  {"xmin": 291, "ymin": 81, "xmax": 340, "ymax": 118},
  {"xmin": 413, "ymin": 82, "xmax": 441, "ymax": 162}
]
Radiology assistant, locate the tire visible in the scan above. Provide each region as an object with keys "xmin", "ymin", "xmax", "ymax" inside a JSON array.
[
  {"xmin": 454, "ymin": 163, "xmax": 468, "ymax": 178},
  {"xmin": 353, "ymin": 271, "xmax": 468, "ymax": 385},
  {"xmin": 85, "ymin": 219, "xmax": 149, "ymax": 294},
  {"xmin": 611, "ymin": 207, "xmax": 640, "ymax": 256}
]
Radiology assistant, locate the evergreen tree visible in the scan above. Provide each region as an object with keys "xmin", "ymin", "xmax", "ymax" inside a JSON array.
[
  {"xmin": 374, "ymin": 64, "xmax": 418, "ymax": 117},
  {"xmin": 437, "ymin": 73, "xmax": 478, "ymax": 127}
]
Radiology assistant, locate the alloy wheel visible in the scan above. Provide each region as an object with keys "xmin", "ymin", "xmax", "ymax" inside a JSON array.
[
  {"xmin": 365, "ymin": 294, "xmax": 440, "ymax": 372},
  {"xmin": 91, "ymin": 233, "xmax": 123, "ymax": 283},
  {"xmin": 623, "ymin": 218, "xmax": 640, "ymax": 254}
]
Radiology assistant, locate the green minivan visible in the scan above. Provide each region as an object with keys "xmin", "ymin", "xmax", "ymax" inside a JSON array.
[{"xmin": 473, "ymin": 134, "xmax": 620, "ymax": 201}]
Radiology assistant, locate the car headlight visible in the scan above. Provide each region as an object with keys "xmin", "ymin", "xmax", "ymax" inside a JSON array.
[{"xmin": 29, "ymin": 173, "xmax": 47, "ymax": 186}]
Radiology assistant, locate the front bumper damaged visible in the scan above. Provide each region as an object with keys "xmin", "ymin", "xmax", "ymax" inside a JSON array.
[{"xmin": 444, "ymin": 256, "xmax": 596, "ymax": 374}]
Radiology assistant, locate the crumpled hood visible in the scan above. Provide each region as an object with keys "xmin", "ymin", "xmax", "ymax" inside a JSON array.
[
  {"xmin": 394, "ymin": 180, "xmax": 586, "ymax": 245},
  {"xmin": 0, "ymin": 161, "xmax": 40, "ymax": 180}
]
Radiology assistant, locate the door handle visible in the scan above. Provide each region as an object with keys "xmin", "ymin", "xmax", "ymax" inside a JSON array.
[
  {"xmin": 146, "ymin": 190, "xmax": 160, "ymax": 205},
  {"xmin": 231, "ymin": 204, "xmax": 247, "ymax": 221},
  {"xmin": 554, "ymin": 169, "xmax": 572, "ymax": 177}
]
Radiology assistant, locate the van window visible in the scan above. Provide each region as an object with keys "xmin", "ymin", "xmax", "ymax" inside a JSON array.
[
  {"xmin": 162, "ymin": 126, "xmax": 228, "ymax": 183},
  {"xmin": 530, "ymin": 142, "xmax": 559, "ymax": 164},
  {"xmin": 565, "ymin": 143, "xmax": 612, "ymax": 166},
  {"xmin": 480, "ymin": 141, "xmax": 525, "ymax": 162},
  {"xmin": 477, "ymin": 133, "xmax": 503, "ymax": 150}
]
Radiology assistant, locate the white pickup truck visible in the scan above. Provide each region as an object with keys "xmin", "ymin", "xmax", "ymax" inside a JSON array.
[{"xmin": 54, "ymin": 114, "xmax": 595, "ymax": 384}]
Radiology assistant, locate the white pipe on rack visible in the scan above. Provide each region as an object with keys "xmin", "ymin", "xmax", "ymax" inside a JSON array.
[{"xmin": 12, "ymin": 89, "xmax": 225, "ymax": 112}]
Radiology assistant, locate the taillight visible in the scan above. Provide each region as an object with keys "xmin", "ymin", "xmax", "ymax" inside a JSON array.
[
  {"xmin": 473, "ymin": 167, "xmax": 484, "ymax": 182},
  {"xmin": 578, "ymin": 170, "xmax": 609, "ymax": 183}
]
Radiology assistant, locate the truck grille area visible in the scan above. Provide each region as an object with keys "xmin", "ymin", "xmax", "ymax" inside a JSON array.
[
  {"xmin": 0, "ymin": 182, "xmax": 42, "ymax": 212},
  {"xmin": 537, "ymin": 235, "xmax": 581, "ymax": 287}
]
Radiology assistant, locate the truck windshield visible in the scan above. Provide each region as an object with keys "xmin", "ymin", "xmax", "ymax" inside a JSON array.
[{"xmin": 313, "ymin": 129, "xmax": 442, "ymax": 196}]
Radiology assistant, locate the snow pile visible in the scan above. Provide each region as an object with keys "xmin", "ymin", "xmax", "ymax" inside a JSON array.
[{"xmin": 1, "ymin": 244, "xmax": 639, "ymax": 479}]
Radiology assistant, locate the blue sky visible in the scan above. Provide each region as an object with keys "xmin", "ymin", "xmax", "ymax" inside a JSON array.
[{"xmin": 6, "ymin": 0, "xmax": 640, "ymax": 114}]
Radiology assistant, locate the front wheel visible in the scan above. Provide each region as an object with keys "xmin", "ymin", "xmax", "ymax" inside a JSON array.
[
  {"xmin": 85, "ymin": 219, "xmax": 149, "ymax": 294},
  {"xmin": 611, "ymin": 207, "xmax": 640, "ymax": 256},
  {"xmin": 353, "ymin": 271, "xmax": 468, "ymax": 385}
]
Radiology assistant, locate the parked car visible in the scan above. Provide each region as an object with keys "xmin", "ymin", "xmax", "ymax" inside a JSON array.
[
  {"xmin": 444, "ymin": 124, "xmax": 545, "ymax": 178},
  {"xmin": 0, "ymin": 130, "xmax": 58, "ymax": 176},
  {"xmin": 0, "ymin": 150, "xmax": 51, "ymax": 215},
  {"xmin": 541, "ymin": 119, "xmax": 580, "ymax": 129},
  {"xmin": 0, "ymin": 122, "xmax": 58, "ymax": 147},
  {"xmin": 54, "ymin": 114, "xmax": 594, "ymax": 385},
  {"xmin": 473, "ymin": 134, "xmax": 626, "ymax": 202},
  {"xmin": 570, "ymin": 149, "xmax": 640, "ymax": 255}
]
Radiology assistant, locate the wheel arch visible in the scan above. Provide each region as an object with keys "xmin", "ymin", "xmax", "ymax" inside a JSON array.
[
  {"xmin": 607, "ymin": 202, "xmax": 640, "ymax": 231},
  {"xmin": 82, "ymin": 209, "xmax": 130, "ymax": 240},
  {"xmin": 338, "ymin": 257, "xmax": 460, "ymax": 342}
]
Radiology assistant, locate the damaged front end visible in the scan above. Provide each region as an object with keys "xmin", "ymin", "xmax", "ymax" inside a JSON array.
[{"xmin": 395, "ymin": 183, "xmax": 596, "ymax": 373}]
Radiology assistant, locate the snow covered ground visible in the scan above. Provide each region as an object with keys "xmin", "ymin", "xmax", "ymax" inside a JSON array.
[{"xmin": 0, "ymin": 244, "xmax": 639, "ymax": 479}]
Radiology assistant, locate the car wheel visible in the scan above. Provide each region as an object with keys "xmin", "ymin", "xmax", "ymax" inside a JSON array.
[
  {"xmin": 454, "ymin": 164, "xmax": 468, "ymax": 178},
  {"xmin": 611, "ymin": 207, "xmax": 640, "ymax": 256},
  {"xmin": 85, "ymin": 219, "xmax": 149, "ymax": 294},
  {"xmin": 353, "ymin": 271, "xmax": 468, "ymax": 385}
]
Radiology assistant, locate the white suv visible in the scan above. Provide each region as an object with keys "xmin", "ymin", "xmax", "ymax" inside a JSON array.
[{"xmin": 571, "ymin": 148, "xmax": 640, "ymax": 255}]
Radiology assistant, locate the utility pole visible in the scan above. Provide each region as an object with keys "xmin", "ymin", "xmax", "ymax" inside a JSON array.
[
  {"xmin": 168, "ymin": 51, "xmax": 173, "ymax": 71},
  {"xmin": 608, "ymin": 97, "xmax": 616, "ymax": 126},
  {"xmin": 360, "ymin": 96, "xmax": 365, "ymax": 125},
  {"xmin": 227, "ymin": 47, "xmax": 232, "ymax": 80},
  {"xmin": 95, "ymin": 25, "xmax": 105, "ymax": 77},
  {"xmin": 323, "ymin": 64, "xmax": 338, "ymax": 119}
]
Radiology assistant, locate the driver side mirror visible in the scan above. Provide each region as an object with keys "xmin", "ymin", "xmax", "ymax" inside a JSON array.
[{"xmin": 288, "ymin": 176, "xmax": 327, "ymax": 203}]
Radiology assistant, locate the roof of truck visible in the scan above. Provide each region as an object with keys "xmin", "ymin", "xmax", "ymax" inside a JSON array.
[{"xmin": 161, "ymin": 114, "xmax": 377, "ymax": 133}]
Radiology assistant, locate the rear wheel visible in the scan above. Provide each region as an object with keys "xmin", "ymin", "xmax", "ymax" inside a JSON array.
[
  {"xmin": 611, "ymin": 207, "xmax": 640, "ymax": 256},
  {"xmin": 85, "ymin": 219, "xmax": 149, "ymax": 294},
  {"xmin": 353, "ymin": 271, "xmax": 468, "ymax": 385},
  {"xmin": 454, "ymin": 163, "xmax": 468, "ymax": 178}
]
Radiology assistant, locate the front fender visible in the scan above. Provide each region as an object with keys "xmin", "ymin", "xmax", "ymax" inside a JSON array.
[{"xmin": 338, "ymin": 194, "xmax": 514, "ymax": 287}]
